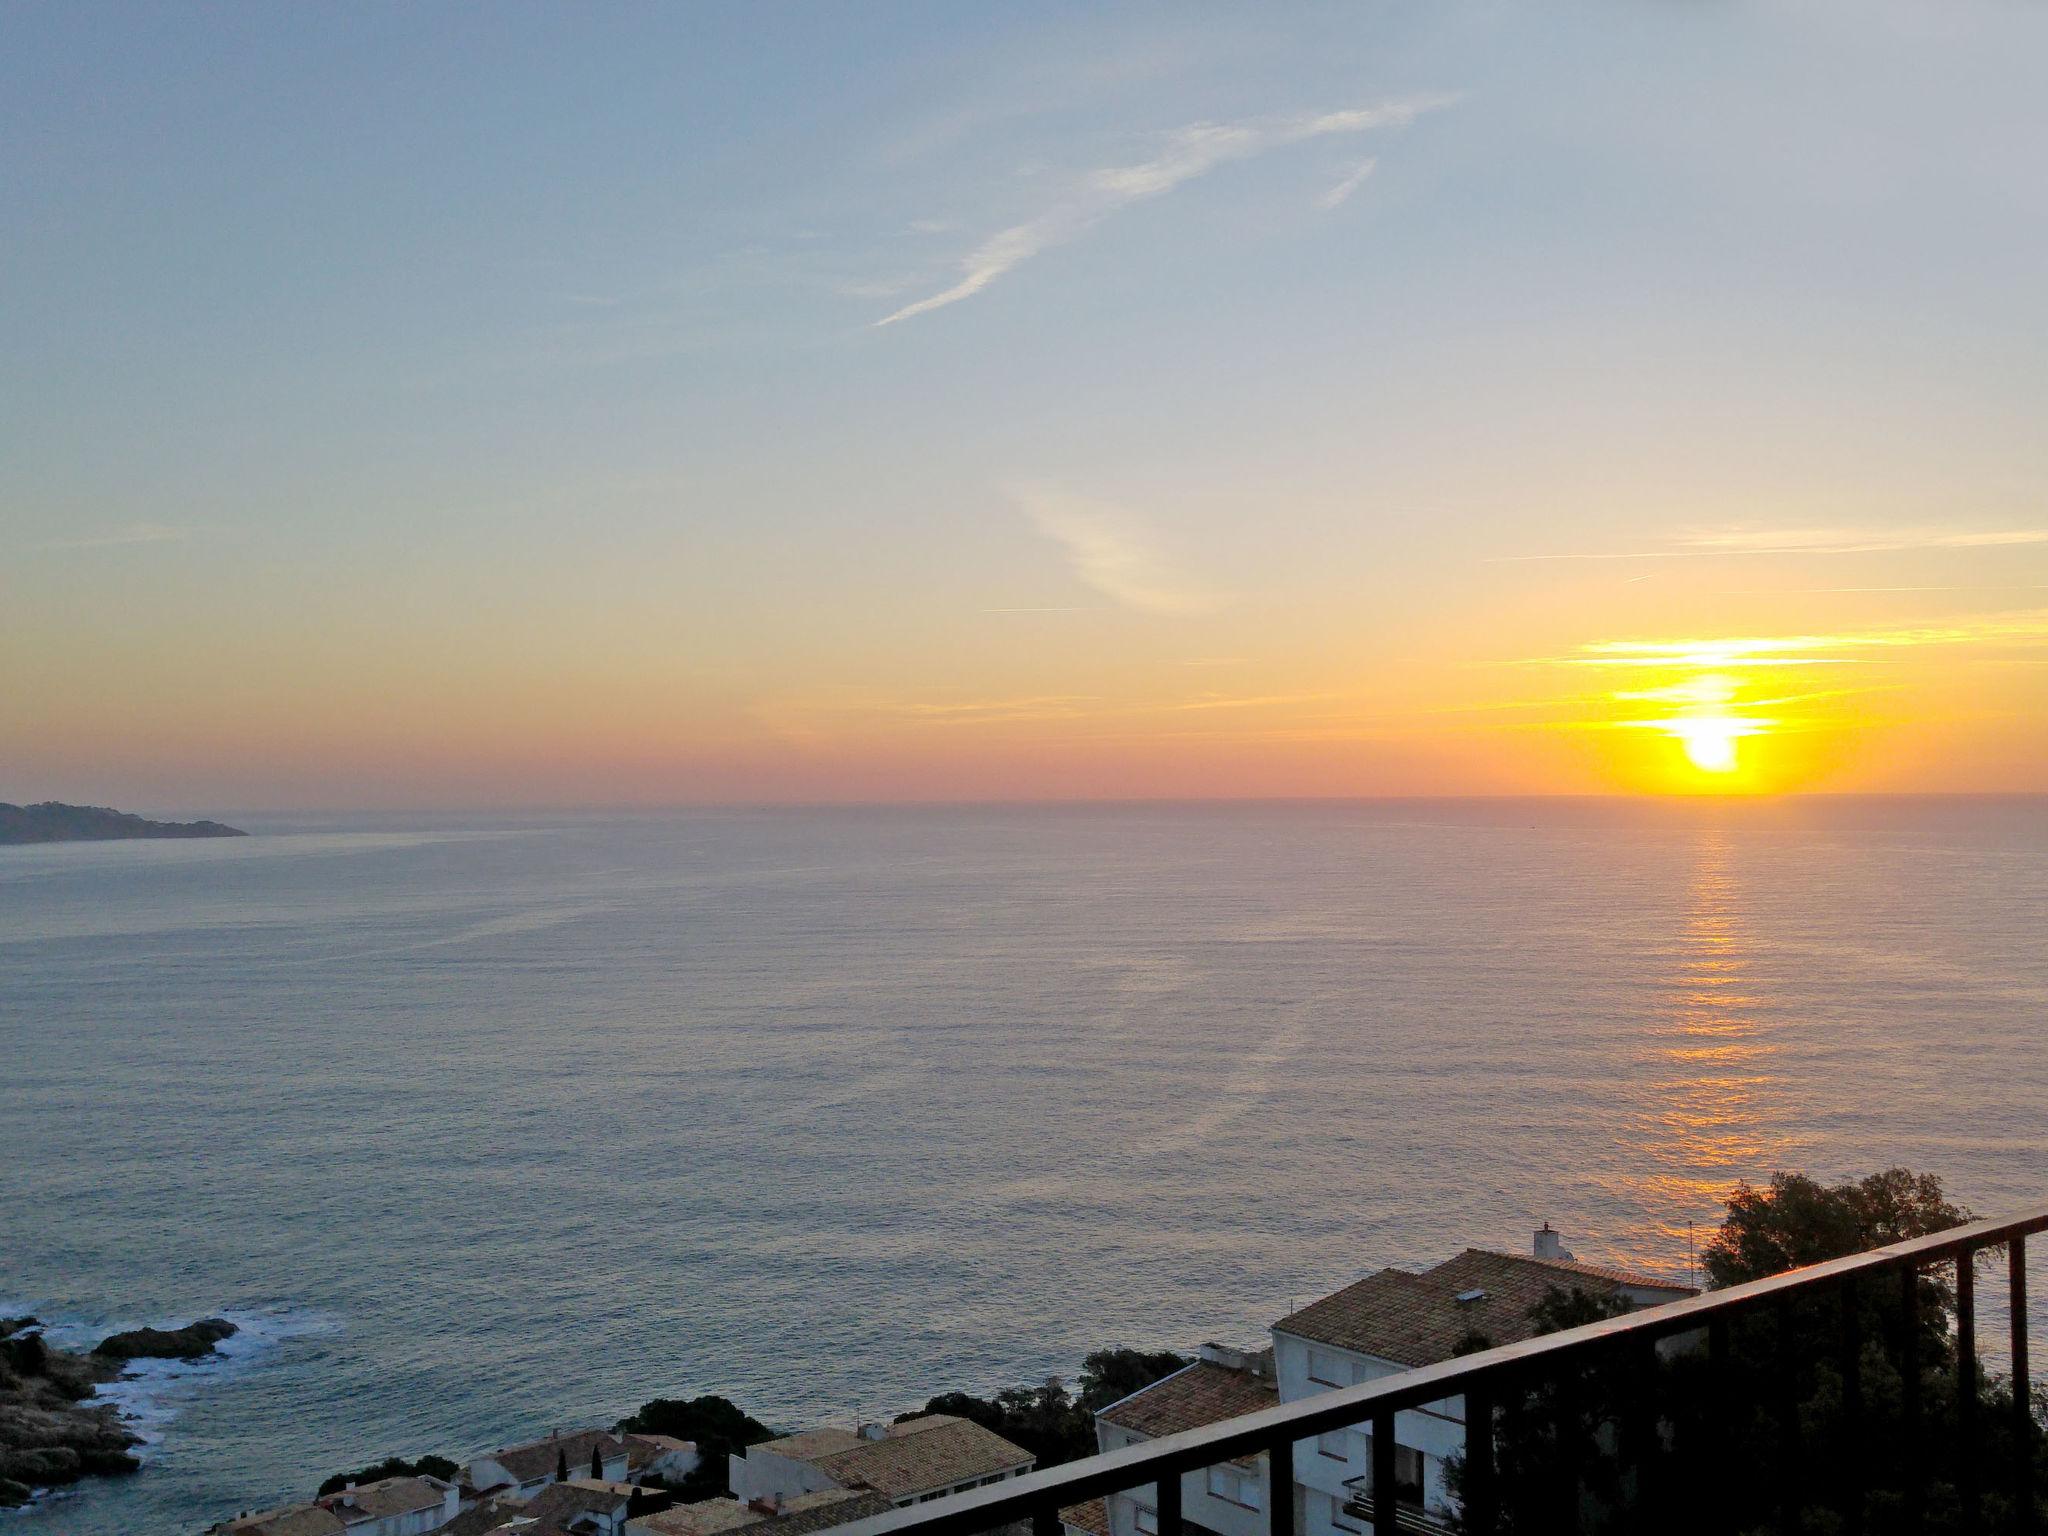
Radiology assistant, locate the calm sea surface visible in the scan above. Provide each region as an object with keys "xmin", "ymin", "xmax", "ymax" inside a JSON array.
[{"xmin": 4, "ymin": 800, "xmax": 2045, "ymax": 1533}]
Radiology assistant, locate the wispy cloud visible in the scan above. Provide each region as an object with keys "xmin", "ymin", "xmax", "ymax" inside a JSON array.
[
  {"xmin": 1315, "ymin": 158, "xmax": 1378, "ymax": 211},
  {"xmin": 1545, "ymin": 610, "xmax": 2048, "ymax": 668},
  {"xmin": 877, "ymin": 96, "xmax": 1455, "ymax": 326},
  {"xmin": 1015, "ymin": 488, "xmax": 1226, "ymax": 615},
  {"xmin": 1495, "ymin": 524, "xmax": 2048, "ymax": 563},
  {"xmin": 36, "ymin": 522, "xmax": 192, "ymax": 551},
  {"xmin": 1679, "ymin": 526, "xmax": 2048, "ymax": 555}
]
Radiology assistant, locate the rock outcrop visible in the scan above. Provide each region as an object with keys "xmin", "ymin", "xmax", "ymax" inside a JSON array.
[
  {"xmin": 0, "ymin": 1314, "xmax": 238, "ymax": 1507},
  {"xmin": 93, "ymin": 1318, "xmax": 239, "ymax": 1362}
]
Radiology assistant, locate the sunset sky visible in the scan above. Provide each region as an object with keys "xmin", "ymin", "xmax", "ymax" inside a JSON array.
[{"xmin": 7, "ymin": 3, "xmax": 2048, "ymax": 807}]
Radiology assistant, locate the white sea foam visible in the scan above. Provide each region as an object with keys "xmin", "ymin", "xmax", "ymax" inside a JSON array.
[{"xmin": 7, "ymin": 1305, "xmax": 340, "ymax": 1459}]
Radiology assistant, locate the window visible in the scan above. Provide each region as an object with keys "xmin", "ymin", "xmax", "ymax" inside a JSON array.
[
  {"xmin": 1329, "ymin": 1493, "xmax": 1362, "ymax": 1535},
  {"xmin": 1394, "ymin": 1446, "xmax": 1427, "ymax": 1508},
  {"xmin": 1134, "ymin": 1506, "xmax": 1158, "ymax": 1535},
  {"xmin": 1205, "ymin": 1466, "xmax": 1261, "ymax": 1510},
  {"xmin": 1306, "ymin": 1349, "xmax": 1347, "ymax": 1387},
  {"xmin": 1316, "ymin": 1429, "xmax": 1349, "ymax": 1461},
  {"xmin": 1360, "ymin": 1440, "xmax": 1428, "ymax": 1510}
]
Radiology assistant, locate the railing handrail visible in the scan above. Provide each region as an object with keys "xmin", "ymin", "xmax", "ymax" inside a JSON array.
[{"xmin": 821, "ymin": 1201, "xmax": 2048, "ymax": 1536}]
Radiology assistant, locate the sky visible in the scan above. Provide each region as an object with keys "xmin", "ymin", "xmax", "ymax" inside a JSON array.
[{"xmin": 6, "ymin": 1, "xmax": 2048, "ymax": 809}]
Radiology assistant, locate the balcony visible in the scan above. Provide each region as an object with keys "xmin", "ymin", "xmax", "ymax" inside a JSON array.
[{"xmin": 828, "ymin": 1203, "xmax": 2046, "ymax": 1535}]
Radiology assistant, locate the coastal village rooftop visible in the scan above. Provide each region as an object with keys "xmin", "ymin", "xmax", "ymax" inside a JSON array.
[{"xmin": 1273, "ymin": 1247, "xmax": 1695, "ymax": 1368}]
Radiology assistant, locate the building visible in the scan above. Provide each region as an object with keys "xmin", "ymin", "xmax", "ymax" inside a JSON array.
[
  {"xmin": 627, "ymin": 1488, "xmax": 895, "ymax": 1536},
  {"xmin": 437, "ymin": 1476, "xmax": 652, "ymax": 1536},
  {"xmin": 210, "ymin": 1476, "xmax": 459, "ymax": 1536},
  {"xmin": 729, "ymin": 1415, "xmax": 1033, "ymax": 1510},
  {"xmin": 1271, "ymin": 1228, "xmax": 1694, "ymax": 1533},
  {"xmin": 467, "ymin": 1429, "xmax": 634, "ymax": 1500},
  {"xmin": 1079, "ymin": 1344, "xmax": 1279, "ymax": 1536},
  {"xmin": 320, "ymin": 1476, "xmax": 463, "ymax": 1536},
  {"xmin": 212, "ymin": 1509, "xmax": 348, "ymax": 1536},
  {"xmin": 622, "ymin": 1434, "xmax": 701, "ymax": 1485}
]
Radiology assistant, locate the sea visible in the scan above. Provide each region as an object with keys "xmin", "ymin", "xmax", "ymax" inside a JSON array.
[{"xmin": 3, "ymin": 799, "xmax": 2045, "ymax": 1534}]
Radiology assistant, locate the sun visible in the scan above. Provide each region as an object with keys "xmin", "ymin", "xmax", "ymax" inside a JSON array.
[
  {"xmin": 1602, "ymin": 672, "xmax": 1777, "ymax": 789},
  {"xmin": 1671, "ymin": 716, "xmax": 1742, "ymax": 774}
]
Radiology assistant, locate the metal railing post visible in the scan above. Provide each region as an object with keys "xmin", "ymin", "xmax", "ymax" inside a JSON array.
[
  {"xmin": 1841, "ymin": 1275, "xmax": 1864, "ymax": 1536},
  {"xmin": 1157, "ymin": 1466, "xmax": 1182, "ymax": 1536},
  {"xmin": 2014, "ymin": 1234, "xmax": 2034, "ymax": 1536},
  {"xmin": 1033, "ymin": 1505, "xmax": 1059, "ymax": 1536},
  {"xmin": 1465, "ymin": 1382, "xmax": 1497, "ymax": 1536},
  {"xmin": 1266, "ymin": 1435, "xmax": 1295, "ymax": 1536},
  {"xmin": 1707, "ymin": 1316, "xmax": 1730, "ymax": 1532},
  {"xmin": 1959, "ymin": 1250, "xmax": 1981, "ymax": 1527},
  {"xmin": 1901, "ymin": 1265, "xmax": 1921, "ymax": 1534},
  {"xmin": 1775, "ymin": 1293, "xmax": 1800, "ymax": 1532},
  {"xmin": 1371, "ymin": 1410, "xmax": 1396, "ymax": 1535}
]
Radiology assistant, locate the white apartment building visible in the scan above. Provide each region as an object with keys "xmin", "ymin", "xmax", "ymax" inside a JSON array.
[
  {"xmin": 1271, "ymin": 1229, "xmax": 1693, "ymax": 1534},
  {"xmin": 1064, "ymin": 1344, "xmax": 1278, "ymax": 1536}
]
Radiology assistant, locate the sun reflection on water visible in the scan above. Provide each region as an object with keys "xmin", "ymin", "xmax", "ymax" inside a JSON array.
[{"xmin": 1631, "ymin": 831, "xmax": 1802, "ymax": 1276}]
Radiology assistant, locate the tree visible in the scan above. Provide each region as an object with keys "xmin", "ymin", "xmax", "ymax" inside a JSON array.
[
  {"xmin": 1701, "ymin": 1168, "xmax": 1968, "ymax": 1288},
  {"xmin": 613, "ymin": 1394, "xmax": 775, "ymax": 1500},
  {"xmin": 555, "ymin": 1445, "xmax": 568, "ymax": 1484},
  {"xmin": 902, "ymin": 1350, "xmax": 1189, "ymax": 1469},
  {"xmin": 591, "ymin": 1441, "xmax": 605, "ymax": 1480},
  {"xmin": 1448, "ymin": 1168, "xmax": 2045, "ymax": 1535}
]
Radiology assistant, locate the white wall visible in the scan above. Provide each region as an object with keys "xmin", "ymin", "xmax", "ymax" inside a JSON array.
[
  {"xmin": 1271, "ymin": 1332, "xmax": 1465, "ymax": 1526},
  {"xmin": 1097, "ymin": 1418, "xmax": 1269, "ymax": 1536},
  {"xmin": 727, "ymin": 1448, "xmax": 844, "ymax": 1506}
]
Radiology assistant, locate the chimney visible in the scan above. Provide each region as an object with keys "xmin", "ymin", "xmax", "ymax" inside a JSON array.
[
  {"xmin": 1533, "ymin": 1223, "xmax": 1573, "ymax": 1261},
  {"xmin": 1197, "ymin": 1342, "xmax": 1267, "ymax": 1377}
]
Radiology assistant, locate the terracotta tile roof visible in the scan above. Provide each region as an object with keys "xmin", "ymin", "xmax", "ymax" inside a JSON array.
[
  {"xmin": 630, "ymin": 1500, "xmax": 763, "ymax": 1536},
  {"xmin": 631, "ymin": 1491, "xmax": 895, "ymax": 1536},
  {"xmin": 810, "ymin": 1416, "xmax": 1032, "ymax": 1499},
  {"xmin": 320, "ymin": 1476, "xmax": 448, "ymax": 1523},
  {"xmin": 753, "ymin": 1490, "xmax": 898, "ymax": 1536},
  {"xmin": 216, "ymin": 1508, "xmax": 348, "ymax": 1536},
  {"xmin": 487, "ymin": 1427, "xmax": 628, "ymax": 1485},
  {"xmin": 525, "ymin": 1478, "xmax": 634, "ymax": 1525},
  {"xmin": 756, "ymin": 1429, "xmax": 865, "ymax": 1462},
  {"xmin": 1275, "ymin": 1249, "xmax": 1695, "ymax": 1368},
  {"xmin": 1060, "ymin": 1500, "xmax": 1111, "ymax": 1536},
  {"xmin": 1097, "ymin": 1359, "xmax": 1277, "ymax": 1467},
  {"xmin": 1099, "ymin": 1360, "xmax": 1278, "ymax": 1440},
  {"xmin": 1523, "ymin": 1253, "xmax": 1691, "ymax": 1292},
  {"xmin": 625, "ymin": 1432, "xmax": 696, "ymax": 1469},
  {"xmin": 435, "ymin": 1492, "xmax": 526, "ymax": 1536}
]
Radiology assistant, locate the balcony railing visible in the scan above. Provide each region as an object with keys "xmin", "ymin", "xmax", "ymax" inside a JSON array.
[{"xmin": 827, "ymin": 1202, "xmax": 2046, "ymax": 1536}]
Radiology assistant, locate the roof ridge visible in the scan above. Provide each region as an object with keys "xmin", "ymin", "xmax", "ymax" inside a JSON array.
[{"xmin": 1089, "ymin": 1357, "xmax": 1202, "ymax": 1419}]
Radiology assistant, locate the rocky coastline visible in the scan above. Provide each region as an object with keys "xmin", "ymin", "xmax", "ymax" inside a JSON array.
[
  {"xmin": 0, "ymin": 801, "xmax": 246, "ymax": 845},
  {"xmin": 0, "ymin": 1315, "xmax": 239, "ymax": 1507}
]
